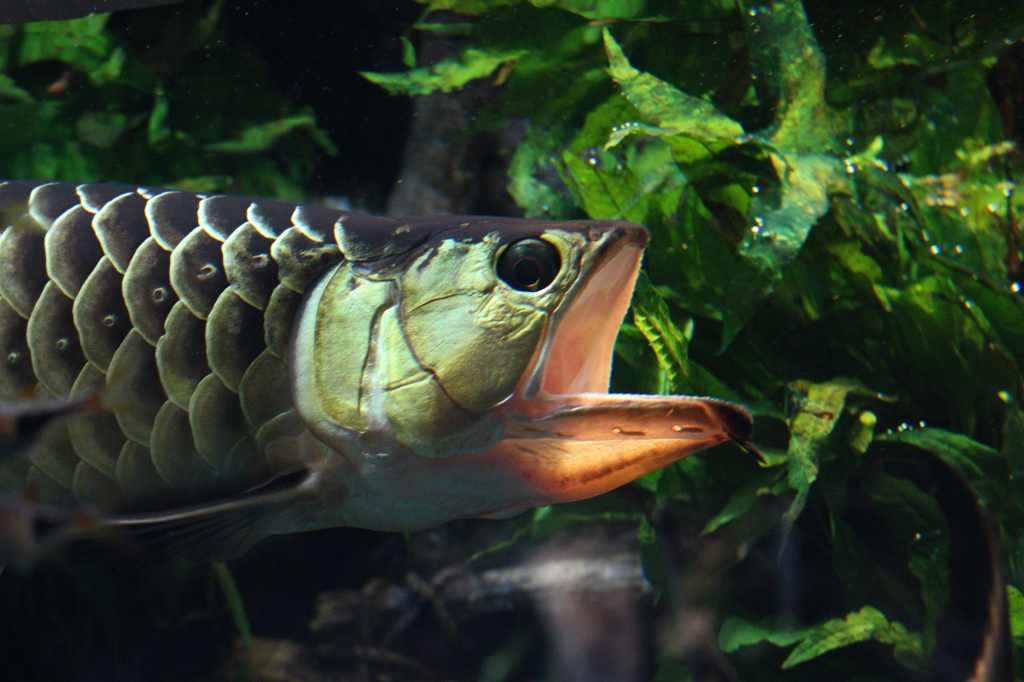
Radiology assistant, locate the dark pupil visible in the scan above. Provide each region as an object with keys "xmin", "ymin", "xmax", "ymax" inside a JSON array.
[
  {"xmin": 513, "ymin": 259, "xmax": 541, "ymax": 288},
  {"xmin": 497, "ymin": 238, "xmax": 560, "ymax": 292}
]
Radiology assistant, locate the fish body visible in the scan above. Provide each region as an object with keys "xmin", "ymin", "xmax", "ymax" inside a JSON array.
[{"xmin": 0, "ymin": 180, "xmax": 750, "ymax": 557}]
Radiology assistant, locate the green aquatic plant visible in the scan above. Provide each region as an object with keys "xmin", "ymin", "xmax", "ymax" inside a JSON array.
[
  {"xmin": 0, "ymin": 2, "xmax": 335, "ymax": 198},
  {"xmin": 366, "ymin": 0, "xmax": 1024, "ymax": 676},
  {"xmin": 2, "ymin": 0, "xmax": 1024, "ymax": 678}
]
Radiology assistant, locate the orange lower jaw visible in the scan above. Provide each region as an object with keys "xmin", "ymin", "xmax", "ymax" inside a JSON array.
[
  {"xmin": 484, "ymin": 435, "xmax": 731, "ymax": 505},
  {"xmin": 489, "ymin": 393, "xmax": 753, "ymax": 505}
]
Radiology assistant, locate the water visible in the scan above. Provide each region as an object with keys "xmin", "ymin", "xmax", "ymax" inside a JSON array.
[{"xmin": 0, "ymin": 1, "xmax": 1022, "ymax": 680}]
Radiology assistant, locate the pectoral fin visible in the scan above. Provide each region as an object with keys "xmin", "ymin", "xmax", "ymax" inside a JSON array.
[{"xmin": 106, "ymin": 468, "xmax": 319, "ymax": 561}]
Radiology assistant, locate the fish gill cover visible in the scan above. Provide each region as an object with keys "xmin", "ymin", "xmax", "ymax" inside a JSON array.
[{"xmin": 2, "ymin": 0, "xmax": 1024, "ymax": 680}]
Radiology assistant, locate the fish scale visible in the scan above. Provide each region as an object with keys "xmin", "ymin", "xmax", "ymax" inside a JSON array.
[{"xmin": 0, "ymin": 180, "xmax": 377, "ymax": 513}]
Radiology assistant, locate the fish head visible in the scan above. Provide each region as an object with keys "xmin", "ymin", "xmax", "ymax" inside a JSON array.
[
  {"xmin": 396, "ymin": 219, "xmax": 644, "ymax": 427},
  {"xmin": 291, "ymin": 215, "xmax": 751, "ymax": 523}
]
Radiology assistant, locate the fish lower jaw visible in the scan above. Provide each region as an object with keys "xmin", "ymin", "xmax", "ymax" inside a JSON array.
[{"xmin": 296, "ymin": 392, "xmax": 752, "ymax": 533}]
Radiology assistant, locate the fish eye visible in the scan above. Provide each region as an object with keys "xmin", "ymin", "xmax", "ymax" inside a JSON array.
[{"xmin": 497, "ymin": 238, "xmax": 561, "ymax": 292}]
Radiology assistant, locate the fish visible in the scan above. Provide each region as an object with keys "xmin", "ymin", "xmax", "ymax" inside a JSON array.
[{"xmin": 0, "ymin": 180, "xmax": 752, "ymax": 560}]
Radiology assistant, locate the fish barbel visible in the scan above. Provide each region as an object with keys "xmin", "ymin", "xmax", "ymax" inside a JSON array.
[{"xmin": 0, "ymin": 180, "xmax": 751, "ymax": 558}]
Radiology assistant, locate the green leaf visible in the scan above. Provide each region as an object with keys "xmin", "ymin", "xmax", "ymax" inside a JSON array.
[
  {"xmin": 413, "ymin": 21, "xmax": 475, "ymax": 36},
  {"xmin": 1009, "ymin": 585, "xmax": 1024, "ymax": 639},
  {"xmin": 361, "ymin": 48, "xmax": 527, "ymax": 96},
  {"xmin": 602, "ymin": 29, "xmax": 742, "ymax": 141},
  {"xmin": 3, "ymin": 15, "xmax": 114, "ymax": 72},
  {"xmin": 782, "ymin": 379, "xmax": 863, "ymax": 526},
  {"xmin": 533, "ymin": 0, "xmax": 645, "ymax": 20},
  {"xmin": 561, "ymin": 128, "xmax": 686, "ymax": 224},
  {"xmin": 857, "ymin": 467, "xmax": 950, "ymax": 651},
  {"xmin": 877, "ymin": 427, "xmax": 1024, "ymax": 536},
  {"xmin": 748, "ymin": 0, "xmax": 846, "ymax": 156},
  {"xmin": 75, "ymin": 111, "xmax": 127, "ymax": 149},
  {"xmin": 414, "ymin": 0, "xmax": 645, "ymax": 18},
  {"xmin": 630, "ymin": 271, "xmax": 737, "ymax": 399},
  {"xmin": 411, "ymin": 0, "xmax": 519, "ymax": 13},
  {"xmin": 631, "ymin": 272, "xmax": 691, "ymax": 393},
  {"xmin": 713, "ymin": 0, "xmax": 851, "ymax": 346},
  {"xmin": 870, "ymin": 275, "xmax": 1020, "ymax": 436},
  {"xmin": 718, "ymin": 616, "xmax": 812, "ymax": 653},
  {"xmin": 722, "ymin": 151, "xmax": 847, "ymax": 348},
  {"xmin": 781, "ymin": 606, "xmax": 923, "ymax": 669},
  {"xmin": 0, "ymin": 74, "xmax": 33, "ymax": 103},
  {"xmin": 739, "ymin": 153, "xmax": 843, "ymax": 268},
  {"xmin": 507, "ymin": 122, "xmax": 578, "ymax": 219},
  {"xmin": 204, "ymin": 114, "xmax": 337, "ymax": 155},
  {"xmin": 879, "ymin": 427, "xmax": 1000, "ymax": 479},
  {"xmin": 213, "ymin": 562, "xmax": 252, "ymax": 680},
  {"xmin": 400, "ymin": 35, "xmax": 417, "ymax": 68},
  {"xmin": 702, "ymin": 468, "xmax": 786, "ymax": 534},
  {"xmin": 147, "ymin": 90, "xmax": 171, "ymax": 147}
]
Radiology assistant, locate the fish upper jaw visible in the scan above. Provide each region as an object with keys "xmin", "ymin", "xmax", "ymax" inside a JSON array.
[{"xmin": 515, "ymin": 220, "xmax": 648, "ymax": 401}]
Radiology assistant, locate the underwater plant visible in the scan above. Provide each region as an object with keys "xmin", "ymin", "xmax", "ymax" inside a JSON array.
[{"xmin": 1, "ymin": 0, "xmax": 1024, "ymax": 680}]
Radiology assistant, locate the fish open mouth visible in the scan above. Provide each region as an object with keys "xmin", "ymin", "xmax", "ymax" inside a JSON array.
[
  {"xmin": 530, "ymin": 224, "xmax": 648, "ymax": 400},
  {"xmin": 491, "ymin": 220, "xmax": 753, "ymax": 506}
]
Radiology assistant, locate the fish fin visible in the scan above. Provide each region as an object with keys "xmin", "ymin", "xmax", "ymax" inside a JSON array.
[{"xmin": 106, "ymin": 468, "xmax": 319, "ymax": 562}]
